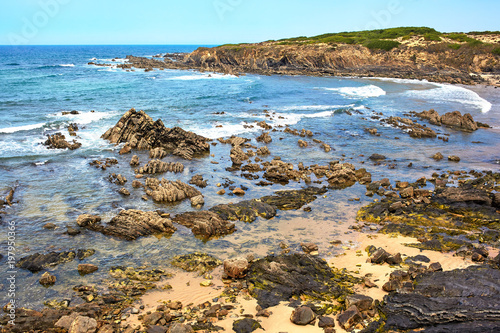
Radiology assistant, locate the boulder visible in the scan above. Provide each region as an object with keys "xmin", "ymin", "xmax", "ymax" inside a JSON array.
[
  {"xmin": 17, "ymin": 251, "xmax": 76, "ymax": 272},
  {"xmin": 318, "ymin": 316, "xmax": 336, "ymax": 328},
  {"xmin": 68, "ymin": 316, "xmax": 97, "ymax": 333},
  {"xmin": 102, "ymin": 108, "xmax": 209, "ymax": 159},
  {"xmin": 290, "ymin": 306, "xmax": 316, "ymax": 325},
  {"xmin": 337, "ymin": 305, "xmax": 362, "ymax": 330},
  {"xmin": 260, "ymin": 187, "xmax": 327, "ymax": 210},
  {"xmin": 256, "ymin": 132, "xmax": 272, "ymax": 144},
  {"xmin": 78, "ymin": 264, "xmax": 98, "ymax": 275},
  {"xmin": 190, "ymin": 195, "xmax": 205, "ymax": 207},
  {"xmin": 369, "ymin": 154, "xmax": 386, "ymax": 161},
  {"xmin": 432, "ymin": 152, "xmax": 443, "ymax": 160},
  {"xmin": 145, "ymin": 178, "xmax": 201, "ymax": 203},
  {"xmin": 223, "ymin": 258, "xmax": 249, "ymax": 278},
  {"xmin": 172, "ymin": 211, "xmax": 235, "ymax": 239},
  {"xmin": 346, "ymin": 294, "xmax": 373, "ymax": 311},
  {"xmin": 44, "ymin": 133, "xmax": 81, "ymax": 150},
  {"xmin": 189, "ymin": 174, "xmax": 207, "ymax": 188},
  {"xmin": 232, "ymin": 318, "xmax": 262, "ymax": 333},
  {"xmin": 76, "ymin": 214, "xmax": 101, "ymax": 227},
  {"xmin": 441, "ymin": 111, "xmax": 478, "ymax": 131},
  {"xmin": 39, "ymin": 272, "xmax": 56, "ymax": 286},
  {"xmin": 300, "ymin": 242, "xmax": 318, "ymax": 254},
  {"xmin": 210, "ymin": 199, "xmax": 276, "ymax": 223}
]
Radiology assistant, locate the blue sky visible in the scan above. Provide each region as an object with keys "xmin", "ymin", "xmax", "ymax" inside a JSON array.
[{"xmin": 1, "ymin": 0, "xmax": 498, "ymax": 45}]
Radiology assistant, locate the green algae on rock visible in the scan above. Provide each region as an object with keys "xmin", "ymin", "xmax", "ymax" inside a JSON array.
[
  {"xmin": 259, "ymin": 187, "xmax": 328, "ymax": 210},
  {"xmin": 171, "ymin": 252, "xmax": 222, "ymax": 275},
  {"xmin": 245, "ymin": 253, "xmax": 361, "ymax": 309},
  {"xmin": 209, "ymin": 199, "xmax": 276, "ymax": 222}
]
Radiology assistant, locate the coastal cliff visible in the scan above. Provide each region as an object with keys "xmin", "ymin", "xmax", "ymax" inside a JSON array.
[{"xmin": 115, "ymin": 27, "xmax": 500, "ymax": 85}]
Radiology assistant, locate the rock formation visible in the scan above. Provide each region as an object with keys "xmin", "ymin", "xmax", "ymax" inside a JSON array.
[
  {"xmin": 172, "ymin": 211, "xmax": 236, "ymax": 239},
  {"xmin": 136, "ymin": 159, "xmax": 184, "ymax": 174},
  {"xmin": 144, "ymin": 178, "xmax": 201, "ymax": 203},
  {"xmin": 43, "ymin": 133, "xmax": 81, "ymax": 150}
]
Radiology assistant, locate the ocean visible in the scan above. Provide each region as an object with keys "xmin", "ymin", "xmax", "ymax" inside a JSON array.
[{"xmin": 0, "ymin": 45, "xmax": 499, "ymax": 309}]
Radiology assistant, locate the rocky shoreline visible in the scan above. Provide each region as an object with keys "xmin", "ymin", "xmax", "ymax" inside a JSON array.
[{"xmin": 2, "ymin": 105, "xmax": 499, "ymax": 333}]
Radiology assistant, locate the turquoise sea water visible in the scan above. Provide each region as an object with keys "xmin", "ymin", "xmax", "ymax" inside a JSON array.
[{"xmin": 0, "ymin": 45, "xmax": 499, "ymax": 309}]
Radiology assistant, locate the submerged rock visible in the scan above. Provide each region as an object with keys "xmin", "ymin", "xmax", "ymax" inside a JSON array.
[
  {"xmin": 102, "ymin": 108, "xmax": 209, "ymax": 159},
  {"xmin": 171, "ymin": 252, "xmax": 222, "ymax": 275},
  {"xmin": 260, "ymin": 187, "xmax": 327, "ymax": 210},
  {"xmin": 172, "ymin": 211, "xmax": 236, "ymax": 239},
  {"xmin": 79, "ymin": 210, "xmax": 176, "ymax": 241},
  {"xmin": 17, "ymin": 251, "xmax": 77, "ymax": 272},
  {"xmin": 246, "ymin": 253, "xmax": 359, "ymax": 308},
  {"xmin": 209, "ymin": 199, "xmax": 276, "ymax": 222}
]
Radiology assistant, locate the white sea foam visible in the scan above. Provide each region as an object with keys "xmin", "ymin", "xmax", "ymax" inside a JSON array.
[
  {"xmin": 0, "ymin": 123, "xmax": 46, "ymax": 134},
  {"xmin": 404, "ymin": 83, "xmax": 492, "ymax": 113},
  {"xmin": 275, "ymin": 104, "xmax": 352, "ymax": 112},
  {"xmin": 323, "ymin": 85, "xmax": 386, "ymax": 98},
  {"xmin": 50, "ymin": 110, "xmax": 118, "ymax": 125},
  {"xmin": 59, "ymin": 64, "xmax": 75, "ymax": 67}
]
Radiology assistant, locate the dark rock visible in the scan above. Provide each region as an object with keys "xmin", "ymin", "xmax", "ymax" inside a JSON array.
[
  {"xmin": 383, "ymin": 279, "xmax": 402, "ymax": 292},
  {"xmin": 66, "ymin": 226, "xmax": 81, "ymax": 236},
  {"xmin": 260, "ymin": 187, "xmax": 327, "ymax": 210},
  {"xmin": 337, "ymin": 305, "xmax": 362, "ymax": 330},
  {"xmin": 102, "ymin": 108, "xmax": 209, "ymax": 159},
  {"xmin": 346, "ymin": 294, "xmax": 373, "ymax": 311},
  {"xmin": 167, "ymin": 323, "xmax": 194, "ymax": 333},
  {"xmin": 301, "ymin": 242, "xmax": 318, "ymax": 254},
  {"xmin": 380, "ymin": 266, "xmax": 500, "ymax": 331},
  {"xmin": 43, "ymin": 133, "xmax": 81, "ymax": 150},
  {"xmin": 76, "ymin": 249, "xmax": 95, "ymax": 260},
  {"xmin": 143, "ymin": 312, "xmax": 163, "ymax": 326},
  {"xmin": 369, "ymin": 154, "xmax": 386, "ymax": 161},
  {"xmin": 80, "ymin": 209, "xmax": 176, "ymax": 241},
  {"xmin": 78, "ymin": 264, "xmax": 98, "ymax": 275},
  {"xmin": 448, "ymin": 155, "xmax": 461, "ymax": 162},
  {"xmin": 434, "ymin": 186, "xmax": 492, "ymax": 206},
  {"xmin": 370, "ymin": 247, "xmax": 390, "ymax": 264},
  {"xmin": 318, "ymin": 316, "xmax": 336, "ymax": 328},
  {"xmin": 147, "ymin": 326, "xmax": 167, "ymax": 333},
  {"xmin": 232, "ymin": 318, "xmax": 262, "ymax": 333},
  {"xmin": 428, "ymin": 262, "xmax": 443, "ymax": 272},
  {"xmin": 39, "ymin": 272, "xmax": 56, "ymax": 286},
  {"xmin": 386, "ymin": 253, "xmax": 402, "ymax": 265},
  {"xmin": 171, "ymin": 252, "xmax": 222, "ymax": 275},
  {"xmin": 209, "ymin": 199, "xmax": 276, "ymax": 223},
  {"xmin": 17, "ymin": 251, "xmax": 76, "ymax": 272},
  {"xmin": 290, "ymin": 306, "xmax": 316, "ymax": 325},
  {"xmin": 432, "ymin": 152, "xmax": 444, "ymax": 161},
  {"xmin": 189, "ymin": 174, "xmax": 208, "ymax": 188},
  {"xmin": 246, "ymin": 253, "xmax": 359, "ymax": 308},
  {"xmin": 172, "ymin": 211, "xmax": 235, "ymax": 239}
]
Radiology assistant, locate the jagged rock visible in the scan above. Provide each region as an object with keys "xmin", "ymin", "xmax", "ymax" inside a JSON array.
[
  {"xmin": 17, "ymin": 251, "xmax": 77, "ymax": 272},
  {"xmin": 132, "ymin": 180, "xmax": 143, "ymax": 188},
  {"xmin": 327, "ymin": 163, "xmax": 359, "ymax": 189},
  {"xmin": 130, "ymin": 155, "xmax": 140, "ymax": 166},
  {"xmin": 290, "ymin": 306, "xmax": 316, "ymax": 325},
  {"xmin": 434, "ymin": 186, "xmax": 492, "ymax": 206},
  {"xmin": 448, "ymin": 155, "xmax": 461, "ymax": 162},
  {"xmin": 44, "ymin": 133, "xmax": 81, "ymax": 150},
  {"xmin": 78, "ymin": 264, "xmax": 98, "ymax": 275},
  {"xmin": 432, "ymin": 152, "xmax": 443, "ymax": 160},
  {"xmin": 80, "ymin": 209, "xmax": 176, "ymax": 240},
  {"xmin": 257, "ymin": 120, "xmax": 272, "ymax": 130},
  {"xmin": 189, "ymin": 174, "xmax": 208, "ymax": 188},
  {"xmin": 209, "ymin": 199, "xmax": 276, "ymax": 222},
  {"xmin": 149, "ymin": 147, "xmax": 167, "ymax": 159},
  {"xmin": 416, "ymin": 109, "xmax": 441, "ymax": 125},
  {"xmin": 256, "ymin": 132, "xmax": 272, "ymax": 144},
  {"xmin": 118, "ymin": 188, "xmax": 130, "ymax": 196},
  {"xmin": 337, "ymin": 305, "xmax": 362, "ymax": 331},
  {"xmin": 137, "ymin": 159, "xmax": 184, "ymax": 174},
  {"xmin": 171, "ymin": 252, "xmax": 222, "ymax": 275},
  {"xmin": 108, "ymin": 173, "xmax": 127, "ymax": 185},
  {"xmin": 102, "ymin": 109, "xmax": 209, "ymax": 158},
  {"xmin": 145, "ymin": 178, "xmax": 201, "ymax": 203},
  {"xmin": 246, "ymin": 253, "xmax": 359, "ymax": 308},
  {"xmin": 370, "ymin": 247, "xmax": 390, "ymax": 264},
  {"xmin": 256, "ymin": 146, "xmax": 270, "ymax": 156},
  {"xmin": 172, "ymin": 211, "xmax": 235, "ymax": 239},
  {"xmin": 76, "ymin": 214, "xmax": 101, "ymax": 227},
  {"xmin": 224, "ymin": 258, "xmax": 249, "ymax": 278},
  {"xmin": 298, "ymin": 139, "xmax": 308, "ymax": 147},
  {"xmin": 301, "ymin": 242, "xmax": 318, "ymax": 254},
  {"xmin": 441, "ymin": 111, "xmax": 478, "ymax": 131},
  {"xmin": 55, "ymin": 313, "xmax": 79, "ymax": 330},
  {"xmin": 321, "ymin": 143, "xmax": 332, "ymax": 152},
  {"xmin": 68, "ymin": 315, "xmax": 97, "ymax": 333},
  {"xmin": 346, "ymin": 294, "xmax": 373, "ymax": 311},
  {"xmin": 230, "ymin": 146, "xmax": 249, "ymax": 165},
  {"xmin": 190, "ymin": 195, "xmax": 205, "ymax": 207},
  {"xmin": 318, "ymin": 316, "xmax": 336, "ymax": 328},
  {"xmin": 379, "ymin": 266, "xmax": 500, "ymax": 331},
  {"xmin": 39, "ymin": 272, "xmax": 56, "ymax": 286},
  {"xmin": 260, "ymin": 187, "xmax": 327, "ymax": 210},
  {"xmin": 232, "ymin": 318, "xmax": 262, "ymax": 333}
]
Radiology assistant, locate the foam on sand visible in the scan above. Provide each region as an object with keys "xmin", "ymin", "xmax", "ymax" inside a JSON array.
[{"xmin": 324, "ymin": 84, "xmax": 386, "ymax": 98}]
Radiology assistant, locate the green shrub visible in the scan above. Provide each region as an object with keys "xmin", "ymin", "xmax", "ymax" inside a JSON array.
[
  {"xmin": 424, "ymin": 33, "xmax": 442, "ymax": 41},
  {"xmin": 493, "ymin": 48, "xmax": 500, "ymax": 56},
  {"xmin": 467, "ymin": 39, "xmax": 483, "ymax": 47},
  {"xmin": 365, "ymin": 40, "xmax": 400, "ymax": 51},
  {"xmin": 448, "ymin": 43, "xmax": 462, "ymax": 50}
]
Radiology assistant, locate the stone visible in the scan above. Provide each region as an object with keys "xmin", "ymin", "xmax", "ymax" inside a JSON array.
[
  {"xmin": 78, "ymin": 264, "xmax": 98, "ymax": 275},
  {"xmin": 290, "ymin": 306, "xmax": 316, "ymax": 325},
  {"xmin": 43, "ymin": 133, "xmax": 81, "ymax": 150},
  {"xmin": 55, "ymin": 313, "xmax": 79, "ymax": 330},
  {"xmin": 76, "ymin": 214, "xmax": 101, "ymax": 227},
  {"xmin": 190, "ymin": 195, "xmax": 205, "ymax": 207},
  {"xmin": 143, "ymin": 312, "xmax": 163, "ymax": 326},
  {"xmin": 118, "ymin": 188, "xmax": 130, "ymax": 196},
  {"xmin": 260, "ymin": 187, "xmax": 327, "ymax": 210},
  {"xmin": 147, "ymin": 326, "xmax": 167, "ymax": 333},
  {"xmin": 67, "ymin": 226, "xmax": 81, "ymax": 236},
  {"xmin": 428, "ymin": 262, "xmax": 443, "ymax": 272},
  {"xmin": 386, "ymin": 253, "xmax": 402, "ymax": 265},
  {"xmin": 189, "ymin": 174, "xmax": 208, "ymax": 188},
  {"xmin": 369, "ymin": 154, "xmax": 386, "ymax": 161},
  {"xmin": 217, "ymin": 189, "xmax": 226, "ymax": 195},
  {"xmin": 441, "ymin": 111, "xmax": 478, "ymax": 131},
  {"xmin": 256, "ymin": 132, "xmax": 272, "ymax": 144},
  {"xmin": 210, "ymin": 199, "xmax": 276, "ymax": 223},
  {"xmin": 149, "ymin": 147, "xmax": 167, "ymax": 159},
  {"xmin": 68, "ymin": 315, "xmax": 97, "ymax": 333},
  {"xmin": 39, "ymin": 272, "xmax": 56, "ymax": 286},
  {"xmin": 171, "ymin": 252, "xmax": 222, "ymax": 275},
  {"xmin": 399, "ymin": 187, "xmax": 414, "ymax": 199},
  {"xmin": 337, "ymin": 305, "xmax": 362, "ymax": 331},
  {"xmin": 318, "ymin": 316, "xmax": 336, "ymax": 328},
  {"xmin": 119, "ymin": 143, "xmax": 132, "ymax": 155},
  {"xmin": 43, "ymin": 223, "xmax": 56, "ymax": 229},
  {"xmin": 448, "ymin": 155, "xmax": 461, "ymax": 162},
  {"xmin": 130, "ymin": 155, "xmax": 140, "ymax": 166},
  {"xmin": 145, "ymin": 178, "xmax": 201, "ymax": 203},
  {"xmin": 137, "ymin": 160, "xmax": 184, "ymax": 174},
  {"xmin": 298, "ymin": 139, "xmax": 308, "ymax": 148},
  {"xmin": 432, "ymin": 152, "xmax": 443, "ymax": 161},
  {"xmin": 346, "ymin": 294, "xmax": 373, "ymax": 311},
  {"xmin": 172, "ymin": 211, "xmax": 235, "ymax": 239},
  {"xmin": 102, "ymin": 108, "xmax": 209, "ymax": 159},
  {"xmin": 233, "ymin": 188, "xmax": 245, "ymax": 195},
  {"xmin": 370, "ymin": 247, "xmax": 390, "ymax": 264},
  {"xmin": 80, "ymin": 209, "xmax": 176, "ymax": 240},
  {"xmin": 132, "ymin": 180, "xmax": 143, "ymax": 188},
  {"xmin": 17, "ymin": 251, "xmax": 77, "ymax": 272},
  {"xmin": 224, "ymin": 258, "xmax": 249, "ymax": 278},
  {"xmin": 300, "ymin": 242, "xmax": 318, "ymax": 254},
  {"xmin": 256, "ymin": 146, "xmax": 270, "ymax": 156},
  {"xmin": 232, "ymin": 318, "xmax": 262, "ymax": 333}
]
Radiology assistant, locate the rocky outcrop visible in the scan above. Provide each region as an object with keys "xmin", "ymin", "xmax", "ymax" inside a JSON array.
[
  {"xmin": 246, "ymin": 253, "xmax": 360, "ymax": 308},
  {"xmin": 171, "ymin": 252, "xmax": 222, "ymax": 275},
  {"xmin": 374, "ymin": 266, "xmax": 500, "ymax": 332},
  {"xmin": 144, "ymin": 178, "xmax": 201, "ymax": 203},
  {"xmin": 102, "ymin": 108, "xmax": 210, "ymax": 159},
  {"xmin": 77, "ymin": 210, "xmax": 176, "ymax": 240},
  {"xmin": 136, "ymin": 159, "xmax": 184, "ymax": 174},
  {"xmin": 189, "ymin": 174, "xmax": 208, "ymax": 188},
  {"xmin": 209, "ymin": 199, "xmax": 276, "ymax": 222},
  {"xmin": 44, "ymin": 133, "xmax": 81, "ymax": 150},
  {"xmin": 172, "ymin": 211, "xmax": 236, "ymax": 239},
  {"xmin": 260, "ymin": 187, "xmax": 327, "ymax": 210},
  {"xmin": 414, "ymin": 109, "xmax": 482, "ymax": 131},
  {"xmin": 17, "ymin": 251, "xmax": 77, "ymax": 272}
]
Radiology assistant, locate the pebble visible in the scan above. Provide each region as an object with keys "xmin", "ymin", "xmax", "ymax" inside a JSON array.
[{"xmin": 200, "ymin": 280, "xmax": 213, "ymax": 287}]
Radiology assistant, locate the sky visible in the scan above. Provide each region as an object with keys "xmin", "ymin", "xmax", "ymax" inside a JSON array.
[{"xmin": 0, "ymin": 0, "xmax": 499, "ymax": 45}]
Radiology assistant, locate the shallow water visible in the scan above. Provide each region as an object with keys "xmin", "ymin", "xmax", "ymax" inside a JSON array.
[{"xmin": 0, "ymin": 45, "xmax": 499, "ymax": 309}]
